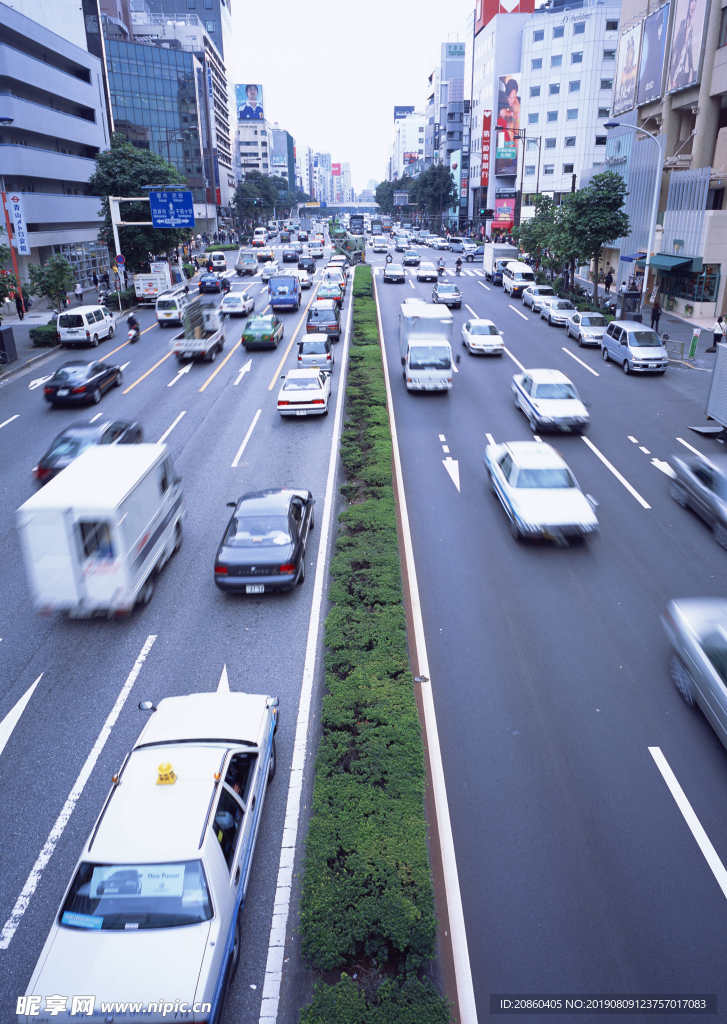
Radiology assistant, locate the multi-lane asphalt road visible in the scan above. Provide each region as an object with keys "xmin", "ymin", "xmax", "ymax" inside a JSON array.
[
  {"xmin": 0, "ymin": 238, "xmax": 348, "ymax": 1023},
  {"xmin": 370, "ymin": 243, "xmax": 727, "ymax": 1020}
]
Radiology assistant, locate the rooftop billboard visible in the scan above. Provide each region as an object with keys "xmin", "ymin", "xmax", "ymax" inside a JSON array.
[{"xmin": 236, "ymin": 83, "xmax": 264, "ymax": 120}]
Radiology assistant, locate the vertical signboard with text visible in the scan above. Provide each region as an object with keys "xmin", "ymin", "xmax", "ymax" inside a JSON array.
[
  {"xmin": 6, "ymin": 193, "xmax": 30, "ymax": 255},
  {"xmin": 481, "ymin": 110, "xmax": 492, "ymax": 188}
]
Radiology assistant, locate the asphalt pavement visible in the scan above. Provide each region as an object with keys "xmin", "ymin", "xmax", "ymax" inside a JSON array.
[
  {"xmin": 372, "ymin": 240, "xmax": 727, "ymax": 1022},
  {"xmin": 0, "ymin": 236, "xmax": 346, "ymax": 1023}
]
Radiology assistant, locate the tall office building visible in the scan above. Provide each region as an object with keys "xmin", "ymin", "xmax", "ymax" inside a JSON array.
[
  {"xmin": 270, "ymin": 126, "xmax": 296, "ymax": 192},
  {"xmin": 389, "ymin": 111, "xmax": 425, "ymax": 180}
]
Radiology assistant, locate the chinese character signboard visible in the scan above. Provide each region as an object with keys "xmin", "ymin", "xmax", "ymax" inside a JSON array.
[
  {"xmin": 148, "ymin": 191, "xmax": 195, "ymax": 229},
  {"xmin": 6, "ymin": 193, "xmax": 30, "ymax": 255},
  {"xmin": 481, "ymin": 110, "xmax": 492, "ymax": 188}
]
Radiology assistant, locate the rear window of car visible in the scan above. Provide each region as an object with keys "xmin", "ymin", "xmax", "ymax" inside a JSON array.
[
  {"xmin": 47, "ymin": 434, "xmax": 96, "ymax": 458},
  {"xmin": 247, "ymin": 318, "xmax": 274, "ymax": 332},
  {"xmin": 308, "ymin": 308, "xmax": 338, "ymax": 323},
  {"xmin": 58, "ymin": 315, "xmax": 84, "ymax": 329},
  {"xmin": 53, "ymin": 366, "xmax": 88, "ymax": 381},
  {"xmin": 300, "ymin": 341, "xmax": 329, "ymax": 354},
  {"xmin": 157, "ymin": 299, "xmax": 178, "ymax": 310},
  {"xmin": 284, "ymin": 378, "xmax": 322, "ymax": 391}
]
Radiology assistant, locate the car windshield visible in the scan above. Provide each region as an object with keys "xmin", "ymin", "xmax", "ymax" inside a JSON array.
[
  {"xmin": 284, "ymin": 378, "xmax": 321, "ymax": 391},
  {"xmin": 409, "ymin": 345, "xmax": 451, "ymax": 370},
  {"xmin": 438, "ymin": 285, "xmax": 459, "ymax": 294},
  {"xmin": 47, "ymin": 434, "xmax": 96, "ymax": 458},
  {"xmin": 300, "ymin": 341, "xmax": 328, "ymax": 354},
  {"xmin": 515, "ymin": 468, "xmax": 575, "ymax": 488},
  {"xmin": 58, "ymin": 315, "xmax": 84, "ymax": 329},
  {"xmin": 224, "ymin": 515, "xmax": 292, "ymax": 547},
  {"xmin": 555, "ymin": 301, "xmax": 575, "ymax": 310},
  {"xmin": 537, "ymin": 288, "xmax": 555, "ymax": 295},
  {"xmin": 701, "ymin": 632, "xmax": 727, "ymax": 683},
  {"xmin": 630, "ymin": 330, "xmax": 661, "ymax": 347},
  {"xmin": 53, "ymin": 366, "xmax": 88, "ymax": 381},
  {"xmin": 535, "ymin": 383, "xmax": 577, "ymax": 400},
  {"xmin": 470, "ymin": 323, "xmax": 500, "ymax": 336},
  {"xmin": 515, "ymin": 273, "xmax": 535, "ymax": 281},
  {"xmin": 581, "ymin": 316, "xmax": 605, "ymax": 327},
  {"xmin": 156, "ymin": 299, "xmax": 178, "ymax": 310},
  {"xmin": 59, "ymin": 860, "xmax": 213, "ymax": 930}
]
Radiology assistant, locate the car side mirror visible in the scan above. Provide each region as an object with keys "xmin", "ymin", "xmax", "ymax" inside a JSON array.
[
  {"xmin": 226, "ymin": 501, "xmax": 237, "ymax": 507},
  {"xmin": 138, "ymin": 700, "xmax": 157, "ymax": 712}
]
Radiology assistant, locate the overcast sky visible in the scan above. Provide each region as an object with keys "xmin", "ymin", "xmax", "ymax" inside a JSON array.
[{"xmin": 231, "ymin": 0, "xmax": 473, "ymax": 192}]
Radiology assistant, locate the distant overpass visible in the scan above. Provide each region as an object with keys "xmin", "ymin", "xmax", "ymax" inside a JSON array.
[{"xmin": 297, "ymin": 202, "xmax": 381, "ymax": 215}]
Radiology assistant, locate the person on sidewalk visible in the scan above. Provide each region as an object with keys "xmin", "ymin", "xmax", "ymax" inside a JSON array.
[
  {"xmin": 15, "ymin": 291, "xmax": 25, "ymax": 320},
  {"xmin": 650, "ymin": 300, "xmax": 662, "ymax": 331},
  {"xmin": 604, "ymin": 271, "xmax": 613, "ymax": 296},
  {"xmin": 74, "ymin": 282, "xmax": 83, "ymax": 304},
  {"xmin": 705, "ymin": 316, "xmax": 726, "ymax": 352},
  {"xmin": 92, "ymin": 272, "xmax": 99, "ymax": 289}
]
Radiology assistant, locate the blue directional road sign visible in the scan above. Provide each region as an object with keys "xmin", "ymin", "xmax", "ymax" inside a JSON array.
[{"xmin": 148, "ymin": 190, "xmax": 195, "ymax": 229}]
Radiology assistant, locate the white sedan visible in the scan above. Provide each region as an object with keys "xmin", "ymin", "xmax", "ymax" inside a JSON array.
[
  {"xmin": 296, "ymin": 269, "xmax": 312, "ymax": 289},
  {"xmin": 461, "ymin": 318, "xmax": 504, "ymax": 355},
  {"xmin": 220, "ymin": 291, "xmax": 255, "ymax": 316},
  {"xmin": 416, "ymin": 261, "xmax": 438, "ymax": 282},
  {"xmin": 373, "ymin": 240, "xmax": 389, "ymax": 253},
  {"xmin": 522, "ymin": 284, "xmax": 556, "ymax": 311},
  {"xmin": 21, "ymin": 692, "xmax": 279, "ymax": 1024},
  {"xmin": 512, "ymin": 368, "xmax": 590, "ymax": 433},
  {"xmin": 261, "ymin": 260, "xmax": 281, "ymax": 282},
  {"xmin": 539, "ymin": 297, "xmax": 577, "ymax": 325},
  {"xmin": 484, "ymin": 440, "xmax": 599, "ymax": 542},
  {"xmin": 277, "ymin": 368, "xmax": 331, "ymax": 417}
]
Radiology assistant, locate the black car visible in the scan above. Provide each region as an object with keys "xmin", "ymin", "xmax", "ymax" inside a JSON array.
[
  {"xmin": 33, "ymin": 419, "xmax": 143, "ymax": 484},
  {"xmin": 43, "ymin": 361, "xmax": 123, "ymax": 407},
  {"xmin": 199, "ymin": 272, "xmax": 223, "ymax": 293},
  {"xmin": 306, "ymin": 299, "xmax": 341, "ymax": 340},
  {"xmin": 214, "ymin": 488, "xmax": 315, "ymax": 594},
  {"xmin": 298, "ymin": 231, "xmax": 309, "ymax": 241},
  {"xmin": 432, "ymin": 282, "xmax": 462, "ymax": 308},
  {"xmin": 280, "ymin": 230, "xmax": 291, "ymax": 242},
  {"xmin": 298, "ymin": 255, "xmax": 315, "ymax": 273},
  {"xmin": 403, "ymin": 251, "xmax": 420, "ymax": 266},
  {"xmin": 282, "ymin": 247, "xmax": 299, "ymax": 263}
]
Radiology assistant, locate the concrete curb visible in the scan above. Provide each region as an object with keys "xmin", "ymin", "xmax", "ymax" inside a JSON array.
[{"xmin": 0, "ymin": 345, "xmax": 62, "ymax": 383}]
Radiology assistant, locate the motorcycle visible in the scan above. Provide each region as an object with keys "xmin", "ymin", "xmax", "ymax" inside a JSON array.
[
  {"xmin": 437, "ymin": 264, "xmax": 445, "ymax": 277},
  {"xmin": 455, "ymin": 263, "xmax": 462, "ymax": 276},
  {"xmin": 385, "ymin": 253, "xmax": 393, "ymax": 264},
  {"xmin": 127, "ymin": 318, "xmax": 140, "ymax": 344}
]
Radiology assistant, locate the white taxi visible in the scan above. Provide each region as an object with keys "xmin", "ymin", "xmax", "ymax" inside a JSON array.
[
  {"xmin": 461, "ymin": 318, "xmax": 504, "ymax": 355},
  {"xmin": 511, "ymin": 368, "xmax": 590, "ymax": 433},
  {"xmin": 277, "ymin": 368, "xmax": 331, "ymax": 417},
  {"xmin": 21, "ymin": 692, "xmax": 279, "ymax": 1024},
  {"xmin": 220, "ymin": 291, "xmax": 255, "ymax": 317}
]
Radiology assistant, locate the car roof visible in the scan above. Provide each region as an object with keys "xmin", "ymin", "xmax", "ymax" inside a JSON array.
[
  {"xmin": 248, "ymin": 313, "xmax": 274, "ymax": 321},
  {"xmin": 618, "ymin": 320, "xmax": 654, "ymax": 331},
  {"xmin": 58, "ymin": 361, "xmax": 90, "ymax": 369},
  {"xmin": 283, "ymin": 368, "xmax": 322, "ymax": 379},
  {"xmin": 525, "ymin": 368, "xmax": 573, "ymax": 384},
  {"xmin": 311, "ymin": 299, "xmax": 337, "ymax": 308},
  {"xmin": 58, "ymin": 420, "xmax": 111, "ymax": 434},
  {"xmin": 468, "ymin": 318, "xmax": 497, "ymax": 326},
  {"xmin": 504, "ymin": 441, "xmax": 566, "ymax": 469}
]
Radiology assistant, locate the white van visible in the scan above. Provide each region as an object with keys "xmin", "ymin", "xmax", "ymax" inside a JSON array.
[
  {"xmin": 208, "ymin": 251, "xmax": 228, "ymax": 271},
  {"xmin": 253, "ymin": 227, "xmax": 267, "ymax": 246},
  {"xmin": 309, "ymin": 240, "xmax": 324, "ymax": 259},
  {"xmin": 502, "ymin": 261, "xmax": 536, "ymax": 297},
  {"xmin": 57, "ymin": 306, "xmax": 116, "ymax": 348},
  {"xmin": 155, "ymin": 284, "xmax": 190, "ymax": 326},
  {"xmin": 16, "ymin": 444, "xmax": 184, "ymax": 617}
]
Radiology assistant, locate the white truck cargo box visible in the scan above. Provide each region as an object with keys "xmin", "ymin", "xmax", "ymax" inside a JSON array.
[{"xmin": 398, "ymin": 303, "xmax": 454, "ymax": 391}]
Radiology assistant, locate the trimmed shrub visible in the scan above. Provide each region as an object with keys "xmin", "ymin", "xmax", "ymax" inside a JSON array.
[
  {"xmin": 299, "ymin": 262, "xmax": 448, "ymax": 1020},
  {"xmin": 204, "ymin": 243, "xmax": 238, "ymax": 251},
  {"xmin": 30, "ymin": 320, "xmax": 60, "ymax": 347},
  {"xmin": 183, "ymin": 264, "xmax": 195, "ymax": 279},
  {"xmin": 105, "ymin": 287, "xmax": 137, "ymax": 309}
]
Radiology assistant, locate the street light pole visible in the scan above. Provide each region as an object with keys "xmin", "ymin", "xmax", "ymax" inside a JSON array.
[{"xmin": 604, "ymin": 120, "xmax": 662, "ymax": 315}]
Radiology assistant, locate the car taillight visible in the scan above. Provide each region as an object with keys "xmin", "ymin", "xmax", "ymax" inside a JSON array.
[
  {"xmin": 44, "ymin": 387, "xmax": 53, "ymax": 394},
  {"xmin": 311, "ymin": 399, "xmax": 325, "ymax": 405},
  {"xmin": 57, "ymin": 332, "xmax": 61, "ymax": 341},
  {"xmin": 71, "ymin": 386, "xmax": 87, "ymax": 393},
  {"xmin": 326, "ymin": 354, "xmax": 331, "ymax": 361},
  {"xmin": 279, "ymin": 563, "xmax": 295, "ymax": 574},
  {"xmin": 214, "ymin": 565, "xmax": 228, "ymax": 575},
  {"xmin": 278, "ymin": 400, "xmax": 291, "ymax": 406}
]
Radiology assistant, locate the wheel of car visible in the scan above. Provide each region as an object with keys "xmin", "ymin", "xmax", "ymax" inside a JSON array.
[
  {"xmin": 714, "ymin": 523, "xmax": 727, "ymax": 549},
  {"xmin": 668, "ymin": 482, "xmax": 688, "ymax": 509},
  {"xmin": 208, "ymin": 348, "xmax": 217, "ymax": 363},
  {"xmin": 108, "ymin": 324, "xmax": 115, "ymax": 338},
  {"xmin": 229, "ymin": 915, "xmax": 241, "ymax": 981},
  {"xmin": 114, "ymin": 371, "xmax": 123, "ymax": 387},
  {"xmin": 509, "ymin": 517, "xmax": 523, "ymax": 542},
  {"xmin": 548, "ymin": 315, "xmax": 553, "ymax": 326},
  {"xmin": 670, "ymin": 654, "xmax": 696, "ymax": 706},
  {"xmin": 602, "ymin": 346, "xmax": 609, "ymax": 362},
  {"xmin": 139, "ymin": 575, "xmax": 154, "ymax": 605},
  {"xmin": 577, "ymin": 334, "xmax": 584, "ymax": 347},
  {"xmin": 268, "ymin": 735, "xmax": 277, "ymax": 783},
  {"xmin": 91, "ymin": 334, "xmax": 99, "ymax": 347},
  {"xmin": 466, "ymin": 254, "xmax": 473, "ymax": 262},
  {"xmin": 297, "ymin": 556, "xmax": 306, "ymax": 585},
  {"xmin": 92, "ymin": 388, "xmax": 101, "ymax": 404},
  {"xmin": 622, "ymin": 359, "xmax": 630, "ymax": 374}
]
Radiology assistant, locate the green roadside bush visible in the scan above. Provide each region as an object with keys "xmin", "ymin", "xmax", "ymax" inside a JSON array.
[
  {"xmin": 30, "ymin": 320, "xmax": 60, "ymax": 347},
  {"xmin": 299, "ymin": 263, "xmax": 449, "ymax": 1023},
  {"xmin": 105, "ymin": 287, "xmax": 137, "ymax": 309},
  {"xmin": 182, "ymin": 264, "xmax": 195, "ymax": 279},
  {"xmin": 204, "ymin": 243, "xmax": 237, "ymax": 251}
]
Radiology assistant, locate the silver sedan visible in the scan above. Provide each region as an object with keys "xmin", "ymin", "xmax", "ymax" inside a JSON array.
[
  {"xmin": 522, "ymin": 284, "xmax": 555, "ymax": 311},
  {"xmin": 540, "ymin": 297, "xmax": 577, "ymax": 325},
  {"xmin": 565, "ymin": 311, "xmax": 607, "ymax": 347},
  {"xmin": 670, "ymin": 453, "xmax": 727, "ymax": 548}
]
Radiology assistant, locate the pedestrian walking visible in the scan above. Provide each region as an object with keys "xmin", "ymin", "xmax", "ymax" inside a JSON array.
[
  {"xmin": 650, "ymin": 300, "xmax": 662, "ymax": 331},
  {"xmin": 15, "ymin": 291, "xmax": 25, "ymax": 320},
  {"xmin": 604, "ymin": 271, "xmax": 613, "ymax": 296},
  {"xmin": 92, "ymin": 272, "xmax": 99, "ymax": 289},
  {"xmin": 705, "ymin": 316, "xmax": 726, "ymax": 352},
  {"xmin": 74, "ymin": 281, "xmax": 83, "ymax": 304},
  {"xmin": 101, "ymin": 271, "xmax": 110, "ymax": 288}
]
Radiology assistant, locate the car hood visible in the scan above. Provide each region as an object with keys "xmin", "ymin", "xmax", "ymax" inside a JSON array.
[
  {"xmin": 27, "ymin": 919, "xmax": 211, "ymax": 1018},
  {"xmin": 533, "ymin": 399, "xmax": 589, "ymax": 419},
  {"xmin": 511, "ymin": 488, "xmax": 597, "ymax": 527},
  {"xmin": 220, "ymin": 541, "xmax": 294, "ymax": 566}
]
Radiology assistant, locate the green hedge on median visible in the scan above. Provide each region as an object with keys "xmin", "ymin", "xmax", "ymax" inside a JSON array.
[
  {"xmin": 30, "ymin": 320, "xmax": 60, "ymax": 347},
  {"xmin": 299, "ymin": 264, "xmax": 449, "ymax": 1024},
  {"xmin": 204, "ymin": 243, "xmax": 238, "ymax": 251}
]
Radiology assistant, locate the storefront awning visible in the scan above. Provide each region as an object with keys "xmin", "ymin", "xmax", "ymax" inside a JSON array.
[
  {"xmin": 621, "ymin": 251, "xmax": 647, "ymax": 262},
  {"xmin": 649, "ymin": 254, "xmax": 694, "ymax": 271}
]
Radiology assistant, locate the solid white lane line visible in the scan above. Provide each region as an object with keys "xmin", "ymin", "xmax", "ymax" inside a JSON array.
[
  {"xmin": 677, "ymin": 436, "xmax": 705, "ymax": 457},
  {"xmin": 649, "ymin": 746, "xmax": 727, "ymax": 900},
  {"xmin": 561, "ymin": 347, "xmax": 600, "ymax": 377},
  {"xmin": 503, "ymin": 345, "xmax": 526, "ymax": 372},
  {"xmin": 581, "ymin": 436, "xmax": 651, "ymax": 509},
  {"xmin": 231, "ymin": 409, "xmax": 262, "ymax": 469},
  {"xmin": 486, "ymin": 432, "xmax": 496, "ymax": 446},
  {"xmin": 259, "ymin": 269, "xmax": 353, "ymax": 1024},
  {"xmin": 157, "ymin": 410, "xmax": 186, "ymax": 444},
  {"xmin": 89, "ymin": 413, "xmax": 102, "ymax": 423},
  {"xmin": 0, "ymin": 674, "xmax": 42, "ymax": 760},
  {"xmin": 217, "ymin": 665, "xmax": 229, "ymax": 693},
  {"xmin": 0, "ymin": 413, "xmax": 20, "ymax": 430},
  {"xmin": 509, "ymin": 304, "xmax": 529, "ymax": 321},
  {"xmin": 373, "ymin": 277, "xmax": 478, "ymax": 1024},
  {"xmin": 639, "ymin": 446, "xmax": 651, "ymax": 455},
  {"xmin": 452, "ymin": 360, "xmax": 459, "ymax": 373},
  {"xmin": 628, "ymin": 436, "xmax": 638, "ymax": 443},
  {"xmin": 0, "ymin": 635, "xmax": 157, "ymax": 949},
  {"xmin": 465, "ymin": 304, "xmax": 478, "ymax": 318},
  {"xmin": 534, "ymin": 435, "xmax": 542, "ymax": 443}
]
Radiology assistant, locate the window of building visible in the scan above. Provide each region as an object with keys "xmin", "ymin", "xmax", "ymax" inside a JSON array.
[
  {"xmin": 553, "ymin": 26, "xmax": 564, "ymax": 38},
  {"xmin": 545, "ymin": 137, "xmax": 556, "ymax": 149},
  {"xmin": 525, "ymin": 165, "xmax": 536, "ymax": 176},
  {"xmin": 551, "ymin": 54, "xmax": 562, "ymax": 67},
  {"xmin": 595, "ymin": 136, "xmax": 607, "ymax": 145},
  {"xmin": 204, "ymin": 0, "xmax": 212, "ymax": 6},
  {"xmin": 600, "ymin": 79, "xmax": 613, "ymax": 89},
  {"xmin": 567, "ymin": 108, "xmax": 578, "ymax": 120},
  {"xmin": 606, "ymin": 19, "xmax": 619, "ymax": 31},
  {"xmin": 598, "ymin": 107, "xmax": 610, "ymax": 118},
  {"xmin": 565, "ymin": 136, "xmax": 576, "ymax": 147},
  {"xmin": 527, "ymin": 139, "xmax": 539, "ymax": 150},
  {"xmin": 530, "ymin": 86, "xmax": 541, "ymax": 97},
  {"xmin": 187, "ymin": 0, "xmax": 195, "ymax": 6},
  {"xmin": 563, "ymin": 163, "xmax": 574, "ymax": 173},
  {"xmin": 569, "ymin": 80, "xmax": 580, "ymax": 92},
  {"xmin": 534, "ymin": 29, "xmax": 544, "ymax": 41},
  {"xmin": 547, "ymin": 110, "xmax": 558, "ymax": 122},
  {"xmin": 574, "ymin": 21, "xmax": 585, "ymax": 34},
  {"xmin": 544, "ymin": 164, "xmax": 554, "ymax": 175},
  {"xmin": 532, "ymin": 58, "xmax": 543, "ymax": 70},
  {"xmin": 550, "ymin": 83, "xmax": 560, "ymax": 94},
  {"xmin": 603, "ymin": 49, "xmax": 616, "ymax": 60},
  {"xmin": 720, "ymin": 8, "xmax": 727, "ymax": 47},
  {"xmin": 528, "ymin": 112, "xmax": 539, "ymax": 124},
  {"xmin": 572, "ymin": 51, "xmax": 583, "ymax": 63},
  {"xmin": 205, "ymin": 20, "xmax": 215, "ymax": 31}
]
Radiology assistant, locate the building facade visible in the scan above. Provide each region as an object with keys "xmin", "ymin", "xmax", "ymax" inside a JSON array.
[
  {"xmin": 270, "ymin": 126, "xmax": 296, "ymax": 192},
  {"xmin": 389, "ymin": 112, "xmax": 425, "ymax": 180}
]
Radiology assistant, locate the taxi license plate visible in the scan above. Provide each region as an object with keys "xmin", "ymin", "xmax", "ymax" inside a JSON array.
[
  {"xmin": 296, "ymin": 410, "xmax": 307, "ymax": 416},
  {"xmin": 246, "ymin": 584, "xmax": 265, "ymax": 594},
  {"xmin": 57, "ymin": 388, "xmax": 70, "ymax": 397}
]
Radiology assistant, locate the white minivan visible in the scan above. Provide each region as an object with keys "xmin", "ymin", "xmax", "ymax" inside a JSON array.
[
  {"xmin": 602, "ymin": 320, "xmax": 669, "ymax": 374},
  {"xmin": 57, "ymin": 306, "xmax": 116, "ymax": 348},
  {"xmin": 502, "ymin": 261, "xmax": 536, "ymax": 297},
  {"xmin": 155, "ymin": 284, "xmax": 190, "ymax": 326},
  {"xmin": 208, "ymin": 251, "xmax": 227, "ymax": 271}
]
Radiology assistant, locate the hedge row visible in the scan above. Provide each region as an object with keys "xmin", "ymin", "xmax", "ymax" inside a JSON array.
[
  {"xmin": 299, "ymin": 264, "xmax": 449, "ymax": 1024},
  {"xmin": 30, "ymin": 321, "xmax": 60, "ymax": 347},
  {"xmin": 204, "ymin": 243, "xmax": 238, "ymax": 251},
  {"xmin": 105, "ymin": 287, "xmax": 137, "ymax": 309}
]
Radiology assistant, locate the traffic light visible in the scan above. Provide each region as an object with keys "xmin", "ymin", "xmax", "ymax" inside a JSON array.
[{"xmin": 480, "ymin": 208, "xmax": 494, "ymax": 218}]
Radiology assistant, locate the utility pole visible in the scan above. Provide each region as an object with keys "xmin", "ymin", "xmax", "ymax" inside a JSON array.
[{"xmin": 569, "ymin": 172, "xmax": 576, "ymax": 294}]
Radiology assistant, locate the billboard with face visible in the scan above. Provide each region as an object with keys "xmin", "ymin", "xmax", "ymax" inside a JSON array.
[
  {"xmin": 637, "ymin": 5, "xmax": 669, "ymax": 106},
  {"xmin": 667, "ymin": 0, "xmax": 708, "ymax": 93},
  {"xmin": 613, "ymin": 23, "xmax": 642, "ymax": 115},
  {"xmin": 495, "ymin": 76, "xmax": 520, "ymax": 176},
  {"xmin": 236, "ymin": 83, "xmax": 264, "ymax": 120}
]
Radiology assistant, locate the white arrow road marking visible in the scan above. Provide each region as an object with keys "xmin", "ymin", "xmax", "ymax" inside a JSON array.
[
  {"xmin": 217, "ymin": 665, "xmax": 230, "ymax": 693},
  {"xmin": 509, "ymin": 304, "xmax": 529, "ymax": 321},
  {"xmin": 28, "ymin": 374, "xmax": 54, "ymax": 391},
  {"xmin": 0, "ymin": 635, "xmax": 157, "ymax": 949},
  {"xmin": 443, "ymin": 456, "xmax": 460, "ymax": 492},
  {"xmin": 167, "ymin": 363, "xmax": 192, "ymax": 387},
  {"xmin": 561, "ymin": 347, "xmax": 600, "ymax": 376},
  {"xmin": 652, "ymin": 458, "xmax": 676, "ymax": 477},
  {"xmin": 0, "ymin": 414, "xmax": 19, "ymax": 430},
  {"xmin": 0, "ymin": 674, "xmax": 42, "ymax": 761},
  {"xmin": 234, "ymin": 358, "xmax": 252, "ymax": 385},
  {"xmin": 232, "ymin": 408, "xmax": 262, "ymax": 468},
  {"xmin": 158, "ymin": 410, "xmax": 186, "ymax": 443}
]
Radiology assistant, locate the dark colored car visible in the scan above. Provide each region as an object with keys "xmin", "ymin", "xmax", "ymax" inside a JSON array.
[
  {"xmin": 298, "ymin": 255, "xmax": 315, "ymax": 273},
  {"xmin": 403, "ymin": 250, "xmax": 420, "ymax": 266},
  {"xmin": 33, "ymin": 419, "xmax": 143, "ymax": 484},
  {"xmin": 670, "ymin": 453, "xmax": 727, "ymax": 549},
  {"xmin": 432, "ymin": 282, "xmax": 462, "ymax": 308},
  {"xmin": 298, "ymin": 231, "xmax": 309, "ymax": 241},
  {"xmin": 242, "ymin": 313, "xmax": 284, "ymax": 350},
  {"xmin": 199, "ymin": 272, "xmax": 223, "ymax": 293},
  {"xmin": 214, "ymin": 488, "xmax": 315, "ymax": 594},
  {"xmin": 306, "ymin": 299, "xmax": 341, "ymax": 340},
  {"xmin": 43, "ymin": 361, "xmax": 123, "ymax": 407},
  {"xmin": 282, "ymin": 247, "xmax": 299, "ymax": 263},
  {"xmin": 280, "ymin": 230, "xmax": 291, "ymax": 242}
]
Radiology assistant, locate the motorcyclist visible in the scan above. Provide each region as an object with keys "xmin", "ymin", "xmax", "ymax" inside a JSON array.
[
  {"xmin": 455, "ymin": 257, "xmax": 462, "ymax": 275},
  {"xmin": 385, "ymin": 252, "xmax": 393, "ymax": 264},
  {"xmin": 127, "ymin": 313, "xmax": 140, "ymax": 342},
  {"xmin": 437, "ymin": 257, "xmax": 445, "ymax": 275}
]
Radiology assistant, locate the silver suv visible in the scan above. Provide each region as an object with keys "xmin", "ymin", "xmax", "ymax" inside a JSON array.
[{"xmin": 602, "ymin": 321, "xmax": 668, "ymax": 374}]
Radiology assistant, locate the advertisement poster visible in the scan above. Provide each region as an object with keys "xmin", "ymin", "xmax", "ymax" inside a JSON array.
[
  {"xmin": 236, "ymin": 83, "xmax": 264, "ymax": 120},
  {"xmin": 332, "ymin": 163, "xmax": 341, "ymax": 176},
  {"xmin": 493, "ymin": 197, "xmax": 516, "ymax": 231},
  {"xmin": 495, "ymin": 76, "xmax": 520, "ymax": 176},
  {"xmin": 481, "ymin": 110, "xmax": 492, "ymax": 188},
  {"xmin": 613, "ymin": 22, "xmax": 642, "ymax": 115},
  {"xmin": 637, "ymin": 5, "xmax": 669, "ymax": 105},
  {"xmin": 450, "ymin": 151, "xmax": 462, "ymax": 216},
  {"xmin": 667, "ymin": 0, "xmax": 708, "ymax": 93},
  {"xmin": 403, "ymin": 152, "xmax": 418, "ymax": 165}
]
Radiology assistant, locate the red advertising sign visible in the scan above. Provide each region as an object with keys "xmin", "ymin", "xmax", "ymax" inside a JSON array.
[
  {"xmin": 475, "ymin": 0, "xmax": 535, "ymax": 33},
  {"xmin": 493, "ymin": 196, "xmax": 516, "ymax": 231},
  {"xmin": 481, "ymin": 110, "xmax": 492, "ymax": 188},
  {"xmin": 332, "ymin": 163, "xmax": 341, "ymax": 176}
]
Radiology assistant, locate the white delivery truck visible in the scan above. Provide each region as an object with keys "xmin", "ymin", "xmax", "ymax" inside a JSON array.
[
  {"xmin": 16, "ymin": 445, "xmax": 184, "ymax": 617},
  {"xmin": 134, "ymin": 262, "xmax": 173, "ymax": 304},
  {"xmin": 398, "ymin": 302, "xmax": 455, "ymax": 391},
  {"xmin": 170, "ymin": 298, "xmax": 226, "ymax": 362},
  {"xmin": 483, "ymin": 242, "xmax": 519, "ymax": 284}
]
